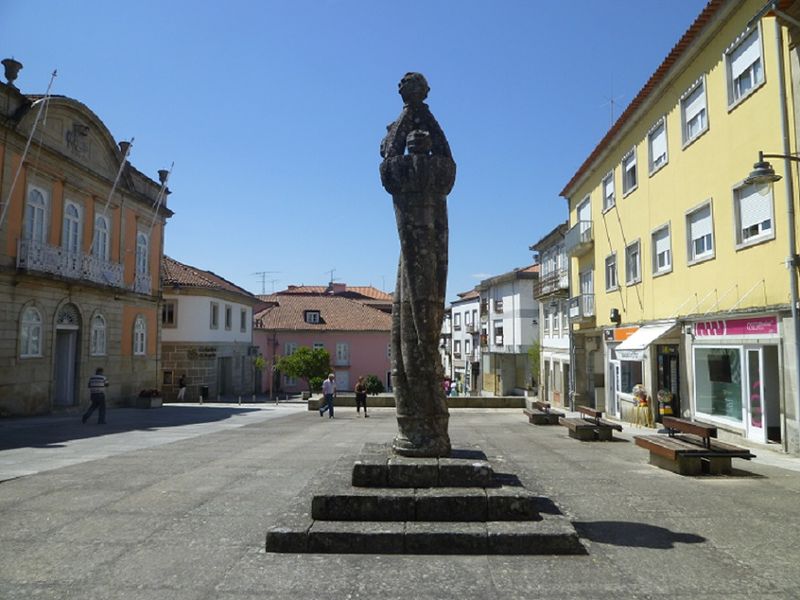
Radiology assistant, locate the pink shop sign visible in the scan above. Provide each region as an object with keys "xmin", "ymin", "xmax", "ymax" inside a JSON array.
[{"xmin": 694, "ymin": 316, "xmax": 778, "ymax": 337}]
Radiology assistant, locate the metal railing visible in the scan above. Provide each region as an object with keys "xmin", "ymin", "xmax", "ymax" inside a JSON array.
[
  {"xmin": 568, "ymin": 294, "xmax": 595, "ymax": 320},
  {"xmin": 564, "ymin": 221, "xmax": 594, "ymax": 257},
  {"xmin": 18, "ymin": 239, "xmax": 127, "ymax": 289},
  {"xmin": 534, "ymin": 268, "xmax": 569, "ymax": 298}
]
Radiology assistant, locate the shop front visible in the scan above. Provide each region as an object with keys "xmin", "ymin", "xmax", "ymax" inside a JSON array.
[
  {"xmin": 605, "ymin": 321, "xmax": 679, "ymax": 424},
  {"xmin": 689, "ymin": 315, "xmax": 781, "ymax": 445}
]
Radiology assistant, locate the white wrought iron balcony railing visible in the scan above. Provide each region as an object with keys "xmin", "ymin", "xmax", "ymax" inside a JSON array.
[
  {"xmin": 534, "ymin": 268, "xmax": 570, "ymax": 298},
  {"xmin": 18, "ymin": 239, "xmax": 127, "ymax": 289},
  {"xmin": 133, "ymin": 271, "xmax": 152, "ymax": 295},
  {"xmin": 564, "ymin": 221, "xmax": 594, "ymax": 257}
]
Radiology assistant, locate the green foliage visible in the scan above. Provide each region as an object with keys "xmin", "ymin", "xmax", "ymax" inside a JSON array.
[
  {"xmin": 309, "ymin": 376, "xmax": 324, "ymax": 393},
  {"xmin": 528, "ymin": 342, "xmax": 541, "ymax": 388},
  {"xmin": 364, "ymin": 374, "xmax": 385, "ymax": 395},
  {"xmin": 275, "ymin": 346, "xmax": 331, "ymax": 393},
  {"xmin": 252, "ymin": 355, "xmax": 266, "ymax": 371}
]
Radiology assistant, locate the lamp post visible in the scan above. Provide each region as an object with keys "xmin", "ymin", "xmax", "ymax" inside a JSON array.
[{"xmin": 745, "ymin": 152, "xmax": 800, "ymax": 450}]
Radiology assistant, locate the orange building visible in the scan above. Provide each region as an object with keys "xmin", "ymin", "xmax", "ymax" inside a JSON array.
[{"xmin": 0, "ymin": 58, "xmax": 172, "ymax": 416}]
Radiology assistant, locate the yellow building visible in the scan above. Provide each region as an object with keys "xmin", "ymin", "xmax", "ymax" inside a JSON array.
[
  {"xmin": 560, "ymin": 0, "xmax": 800, "ymax": 454},
  {"xmin": 0, "ymin": 58, "xmax": 172, "ymax": 416}
]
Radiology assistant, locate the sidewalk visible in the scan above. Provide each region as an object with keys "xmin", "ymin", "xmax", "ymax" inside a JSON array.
[{"xmin": 0, "ymin": 407, "xmax": 799, "ymax": 598}]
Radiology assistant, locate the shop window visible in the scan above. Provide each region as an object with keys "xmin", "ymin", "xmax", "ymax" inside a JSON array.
[
  {"xmin": 694, "ymin": 347, "xmax": 742, "ymax": 422},
  {"xmin": 619, "ymin": 360, "xmax": 643, "ymax": 395}
]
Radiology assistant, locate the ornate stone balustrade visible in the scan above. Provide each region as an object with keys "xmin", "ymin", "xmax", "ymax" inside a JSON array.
[{"xmin": 17, "ymin": 239, "xmax": 128, "ymax": 291}]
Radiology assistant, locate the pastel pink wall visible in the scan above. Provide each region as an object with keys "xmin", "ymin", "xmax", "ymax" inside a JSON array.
[{"xmin": 253, "ymin": 330, "xmax": 391, "ymax": 393}]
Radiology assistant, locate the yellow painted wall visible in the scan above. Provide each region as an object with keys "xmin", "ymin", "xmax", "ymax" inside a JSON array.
[{"xmin": 569, "ymin": 6, "xmax": 797, "ymax": 328}]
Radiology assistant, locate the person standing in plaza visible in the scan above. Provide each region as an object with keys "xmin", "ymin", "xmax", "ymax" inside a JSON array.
[
  {"xmin": 83, "ymin": 367, "xmax": 108, "ymax": 424},
  {"xmin": 319, "ymin": 373, "xmax": 336, "ymax": 418},
  {"xmin": 177, "ymin": 374, "xmax": 187, "ymax": 401},
  {"xmin": 355, "ymin": 375, "xmax": 369, "ymax": 418}
]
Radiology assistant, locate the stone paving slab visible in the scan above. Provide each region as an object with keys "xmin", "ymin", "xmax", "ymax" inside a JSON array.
[{"xmin": 1, "ymin": 407, "xmax": 800, "ymax": 598}]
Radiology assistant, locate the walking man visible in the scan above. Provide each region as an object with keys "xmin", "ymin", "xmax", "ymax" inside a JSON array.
[
  {"xmin": 319, "ymin": 373, "xmax": 336, "ymax": 419},
  {"xmin": 177, "ymin": 374, "xmax": 187, "ymax": 401},
  {"xmin": 83, "ymin": 367, "xmax": 108, "ymax": 424}
]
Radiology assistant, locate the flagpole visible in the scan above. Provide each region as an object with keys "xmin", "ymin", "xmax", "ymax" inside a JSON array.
[{"xmin": 0, "ymin": 69, "xmax": 57, "ymax": 231}]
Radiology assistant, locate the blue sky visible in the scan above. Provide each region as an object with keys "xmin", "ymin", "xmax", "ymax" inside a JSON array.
[{"xmin": 1, "ymin": 0, "xmax": 708, "ymax": 298}]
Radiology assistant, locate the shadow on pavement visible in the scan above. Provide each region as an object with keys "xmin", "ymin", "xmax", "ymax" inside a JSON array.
[
  {"xmin": 573, "ymin": 520, "xmax": 706, "ymax": 548},
  {"xmin": 0, "ymin": 405, "xmax": 268, "ymax": 450}
]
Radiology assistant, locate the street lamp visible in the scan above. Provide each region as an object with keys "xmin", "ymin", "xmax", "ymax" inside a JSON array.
[{"xmin": 745, "ymin": 150, "xmax": 800, "ymax": 450}]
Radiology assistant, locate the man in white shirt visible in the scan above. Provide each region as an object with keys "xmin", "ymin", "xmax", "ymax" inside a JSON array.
[{"xmin": 320, "ymin": 373, "xmax": 336, "ymax": 419}]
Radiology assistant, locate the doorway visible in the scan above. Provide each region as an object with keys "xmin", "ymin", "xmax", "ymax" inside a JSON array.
[
  {"xmin": 54, "ymin": 329, "xmax": 79, "ymax": 406},
  {"xmin": 745, "ymin": 345, "xmax": 780, "ymax": 444}
]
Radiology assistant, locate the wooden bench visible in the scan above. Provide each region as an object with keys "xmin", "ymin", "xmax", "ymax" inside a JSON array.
[
  {"xmin": 559, "ymin": 406, "xmax": 623, "ymax": 441},
  {"xmin": 635, "ymin": 416, "xmax": 756, "ymax": 475},
  {"xmin": 523, "ymin": 400, "xmax": 564, "ymax": 425}
]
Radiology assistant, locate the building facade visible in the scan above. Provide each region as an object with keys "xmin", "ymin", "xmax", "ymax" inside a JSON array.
[
  {"xmin": 254, "ymin": 293, "xmax": 391, "ymax": 394},
  {"xmin": 532, "ymin": 223, "xmax": 570, "ymax": 408},
  {"xmin": 0, "ymin": 60, "xmax": 171, "ymax": 416},
  {"xmin": 560, "ymin": 0, "xmax": 800, "ymax": 453},
  {"xmin": 478, "ymin": 265, "xmax": 540, "ymax": 396},
  {"xmin": 450, "ymin": 289, "xmax": 481, "ymax": 394},
  {"xmin": 160, "ymin": 256, "xmax": 258, "ymax": 401}
]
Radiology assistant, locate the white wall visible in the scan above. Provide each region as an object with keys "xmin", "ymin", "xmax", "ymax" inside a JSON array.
[{"xmin": 162, "ymin": 294, "xmax": 253, "ymax": 344}]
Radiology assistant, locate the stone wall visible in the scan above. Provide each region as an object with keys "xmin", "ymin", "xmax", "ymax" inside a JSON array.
[{"xmin": 161, "ymin": 341, "xmax": 255, "ymax": 401}]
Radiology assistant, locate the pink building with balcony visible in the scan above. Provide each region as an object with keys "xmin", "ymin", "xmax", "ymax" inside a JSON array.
[{"xmin": 253, "ymin": 292, "xmax": 392, "ymax": 393}]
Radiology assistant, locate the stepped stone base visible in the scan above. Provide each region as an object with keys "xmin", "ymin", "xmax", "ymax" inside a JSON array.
[{"xmin": 265, "ymin": 443, "xmax": 586, "ymax": 555}]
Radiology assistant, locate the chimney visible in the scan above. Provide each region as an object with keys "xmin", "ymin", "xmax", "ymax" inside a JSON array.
[
  {"xmin": 158, "ymin": 169, "xmax": 169, "ymax": 184},
  {"xmin": 2, "ymin": 58, "xmax": 23, "ymax": 88},
  {"xmin": 118, "ymin": 141, "xmax": 131, "ymax": 158},
  {"xmin": 330, "ymin": 283, "xmax": 346, "ymax": 294}
]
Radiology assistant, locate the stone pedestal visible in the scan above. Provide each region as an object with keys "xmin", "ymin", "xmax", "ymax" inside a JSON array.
[{"xmin": 265, "ymin": 443, "xmax": 586, "ymax": 555}]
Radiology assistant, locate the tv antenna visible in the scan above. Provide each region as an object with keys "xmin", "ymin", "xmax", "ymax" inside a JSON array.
[
  {"xmin": 252, "ymin": 271, "xmax": 280, "ymax": 294},
  {"xmin": 600, "ymin": 75, "xmax": 625, "ymax": 127}
]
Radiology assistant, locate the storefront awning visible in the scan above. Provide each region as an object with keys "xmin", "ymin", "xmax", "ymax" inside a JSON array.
[{"xmin": 614, "ymin": 321, "xmax": 677, "ymax": 361}]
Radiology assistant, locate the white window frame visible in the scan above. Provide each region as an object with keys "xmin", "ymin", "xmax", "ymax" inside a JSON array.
[
  {"xmin": 602, "ymin": 170, "xmax": 615, "ymax": 211},
  {"xmin": 62, "ymin": 201, "xmax": 82, "ymax": 255},
  {"xmin": 24, "ymin": 186, "xmax": 49, "ymax": 243},
  {"xmin": 686, "ymin": 201, "xmax": 715, "ymax": 265},
  {"xmin": 313, "ymin": 342, "xmax": 325, "ymax": 350},
  {"xmin": 621, "ymin": 148, "xmax": 638, "ymax": 196},
  {"xmin": 453, "ymin": 312, "xmax": 461, "ymax": 329},
  {"xmin": 493, "ymin": 319, "xmax": 504, "ymax": 346},
  {"xmin": 605, "ymin": 253, "xmax": 618, "ymax": 292},
  {"xmin": 285, "ymin": 342, "xmax": 298, "ymax": 356},
  {"xmin": 162, "ymin": 301, "xmax": 177, "ymax": 328},
  {"xmin": 135, "ymin": 232, "xmax": 149, "ymax": 275},
  {"xmin": 465, "ymin": 338, "xmax": 471, "ymax": 356},
  {"xmin": 454, "ymin": 340, "xmax": 462, "ymax": 356},
  {"xmin": 543, "ymin": 306, "xmax": 551, "ymax": 335},
  {"xmin": 651, "ymin": 224, "xmax": 673, "ymax": 276},
  {"xmin": 734, "ymin": 182, "xmax": 774, "ymax": 248},
  {"xmin": 647, "ymin": 117, "xmax": 668, "ymax": 175},
  {"xmin": 93, "ymin": 214, "xmax": 110, "ymax": 260},
  {"xmin": 20, "ymin": 306, "xmax": 43, "ymax": 357},
  {"xmin": 90, "ymin": 314, "xmax": 107, "ymax": 356},
  {"xmin": 681, "ymin": 78, "xmax": 708, "ymax": 147},
  {"xmin": 210, "ymin": 302, "xmax": 219, "ymax": 329},
  {"xmin": 336, "ymin": 342, "xmax": 350, "ymax": 365},
  {"xmin": 625, "ymin": 240, "xmax": 641, "ymax": 285},
  {"xmin": 305, "ymin": 310, "xmax": 320, "ymax": 324},
  {"xmin": 726, "ymin": 26, "xmax": 765, "ymax": 109},
  {"xmin": 133, "ymin": 315, "xmax": 146, "ymax": 356}
]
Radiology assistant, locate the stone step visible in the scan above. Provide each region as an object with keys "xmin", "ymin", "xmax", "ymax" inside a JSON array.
[
  {"xmin": 311, "ymin": 484, "xmax": 543, "ymax": 522},
  {"xmin": 266, "ymin": 513, "xmax": 586, "ymax": 555},
  {"xmin": 352, "ymin": 444, "xmax": 493, "ymax": 488}
]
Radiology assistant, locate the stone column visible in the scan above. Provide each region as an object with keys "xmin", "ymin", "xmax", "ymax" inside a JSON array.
[{"xmin": 380, "ymin": 73, "xmax": 456, "ymax": 457}]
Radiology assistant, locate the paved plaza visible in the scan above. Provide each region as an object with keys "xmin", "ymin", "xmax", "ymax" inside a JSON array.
[{"xmin": 1, "ymin": 404, "xmax": 799, "ymax": 599}]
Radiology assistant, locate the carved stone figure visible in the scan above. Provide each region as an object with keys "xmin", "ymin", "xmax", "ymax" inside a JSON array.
[{"xmin": 380, "ymin": 73, "xmax": 456, "ymax": 457}]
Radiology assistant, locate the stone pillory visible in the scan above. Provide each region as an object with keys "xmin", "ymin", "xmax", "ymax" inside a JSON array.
[{"xmin": 380, "ymin": 72, "xmax": 456, "ymax": 458}]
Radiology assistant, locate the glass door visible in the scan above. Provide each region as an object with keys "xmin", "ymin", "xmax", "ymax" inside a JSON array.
[
  {"xmin": 608, "ymin": 359, "xmax": 620, "ymax": 417},
  {"xmin": 745, "ymin": 347, "xmax": 764, "ymax": 443}
]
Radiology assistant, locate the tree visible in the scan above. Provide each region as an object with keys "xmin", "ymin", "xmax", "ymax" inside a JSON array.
[
  {"xmin": 527, "ymin": 341, "xmax": 541, "ymax": 389},
  {"xmin": 364, "ymin": 374, "xmax": 385, "ymax": 395},
  {"xmin": 275, "ymin": 347, "xmax": 331, "ymax": 394}
]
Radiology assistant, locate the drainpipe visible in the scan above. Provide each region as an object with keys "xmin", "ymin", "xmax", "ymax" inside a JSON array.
[{"xmin": 771, "ymin": 15, "xmax": 800, "ymax": 453}]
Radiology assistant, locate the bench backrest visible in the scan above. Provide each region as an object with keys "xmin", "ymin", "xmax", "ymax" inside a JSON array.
[
  {"xmin": 662, "ymin": 416, "xmax": 717, "ymax": 439},
  {"xmin": 532, "ymin": 401, "xmax": 551, "ymax": 411},
  {"xmin": 577, "ymin": 405, "xmax": 602, "ymax": 420}
]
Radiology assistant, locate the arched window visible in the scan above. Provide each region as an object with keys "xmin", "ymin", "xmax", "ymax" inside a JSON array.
[
  {"xmin": 20, "ymin": 306, "xmax": 42, "ymax": 357},
  {"xmin": 93, "ymin": 215, "xmax": 109, "ymax": 260},
  {"xmin": 136, "ymin": 233, "xmax": 149, "ymax": 275},
  {"xmin": 24, "ymin": 188, "xmax": 47, "ymax": 243},
  {"xmin": 90, "ymin": 314, "xmax": 106, "ymax": 356},
  {"xmin": 133, "ymin": 315, "xmax": 146, "ymax": 355},
  {"xmin": 62, "ymin": 202, "xmax": 81, "ymax": 254}
]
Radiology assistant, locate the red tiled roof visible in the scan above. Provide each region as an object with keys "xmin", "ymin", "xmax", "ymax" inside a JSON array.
[
  {"xmin": 457, "ymin": 289, "xmax": 479, "ymax": 300},
  {"xmin": 560, "ymin": 0, "xmax": 724, "ymax": 197},
  {"xmin": 277, "ymin": 284, "xmax": 392, "ymax": 300},
  {"xmin": 162, "ymin": 256, "xmax": 256, "ymax": 302},
  {"xmin": 254, "ymin": 294, "xmax": 392, "ymax": 331}
]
